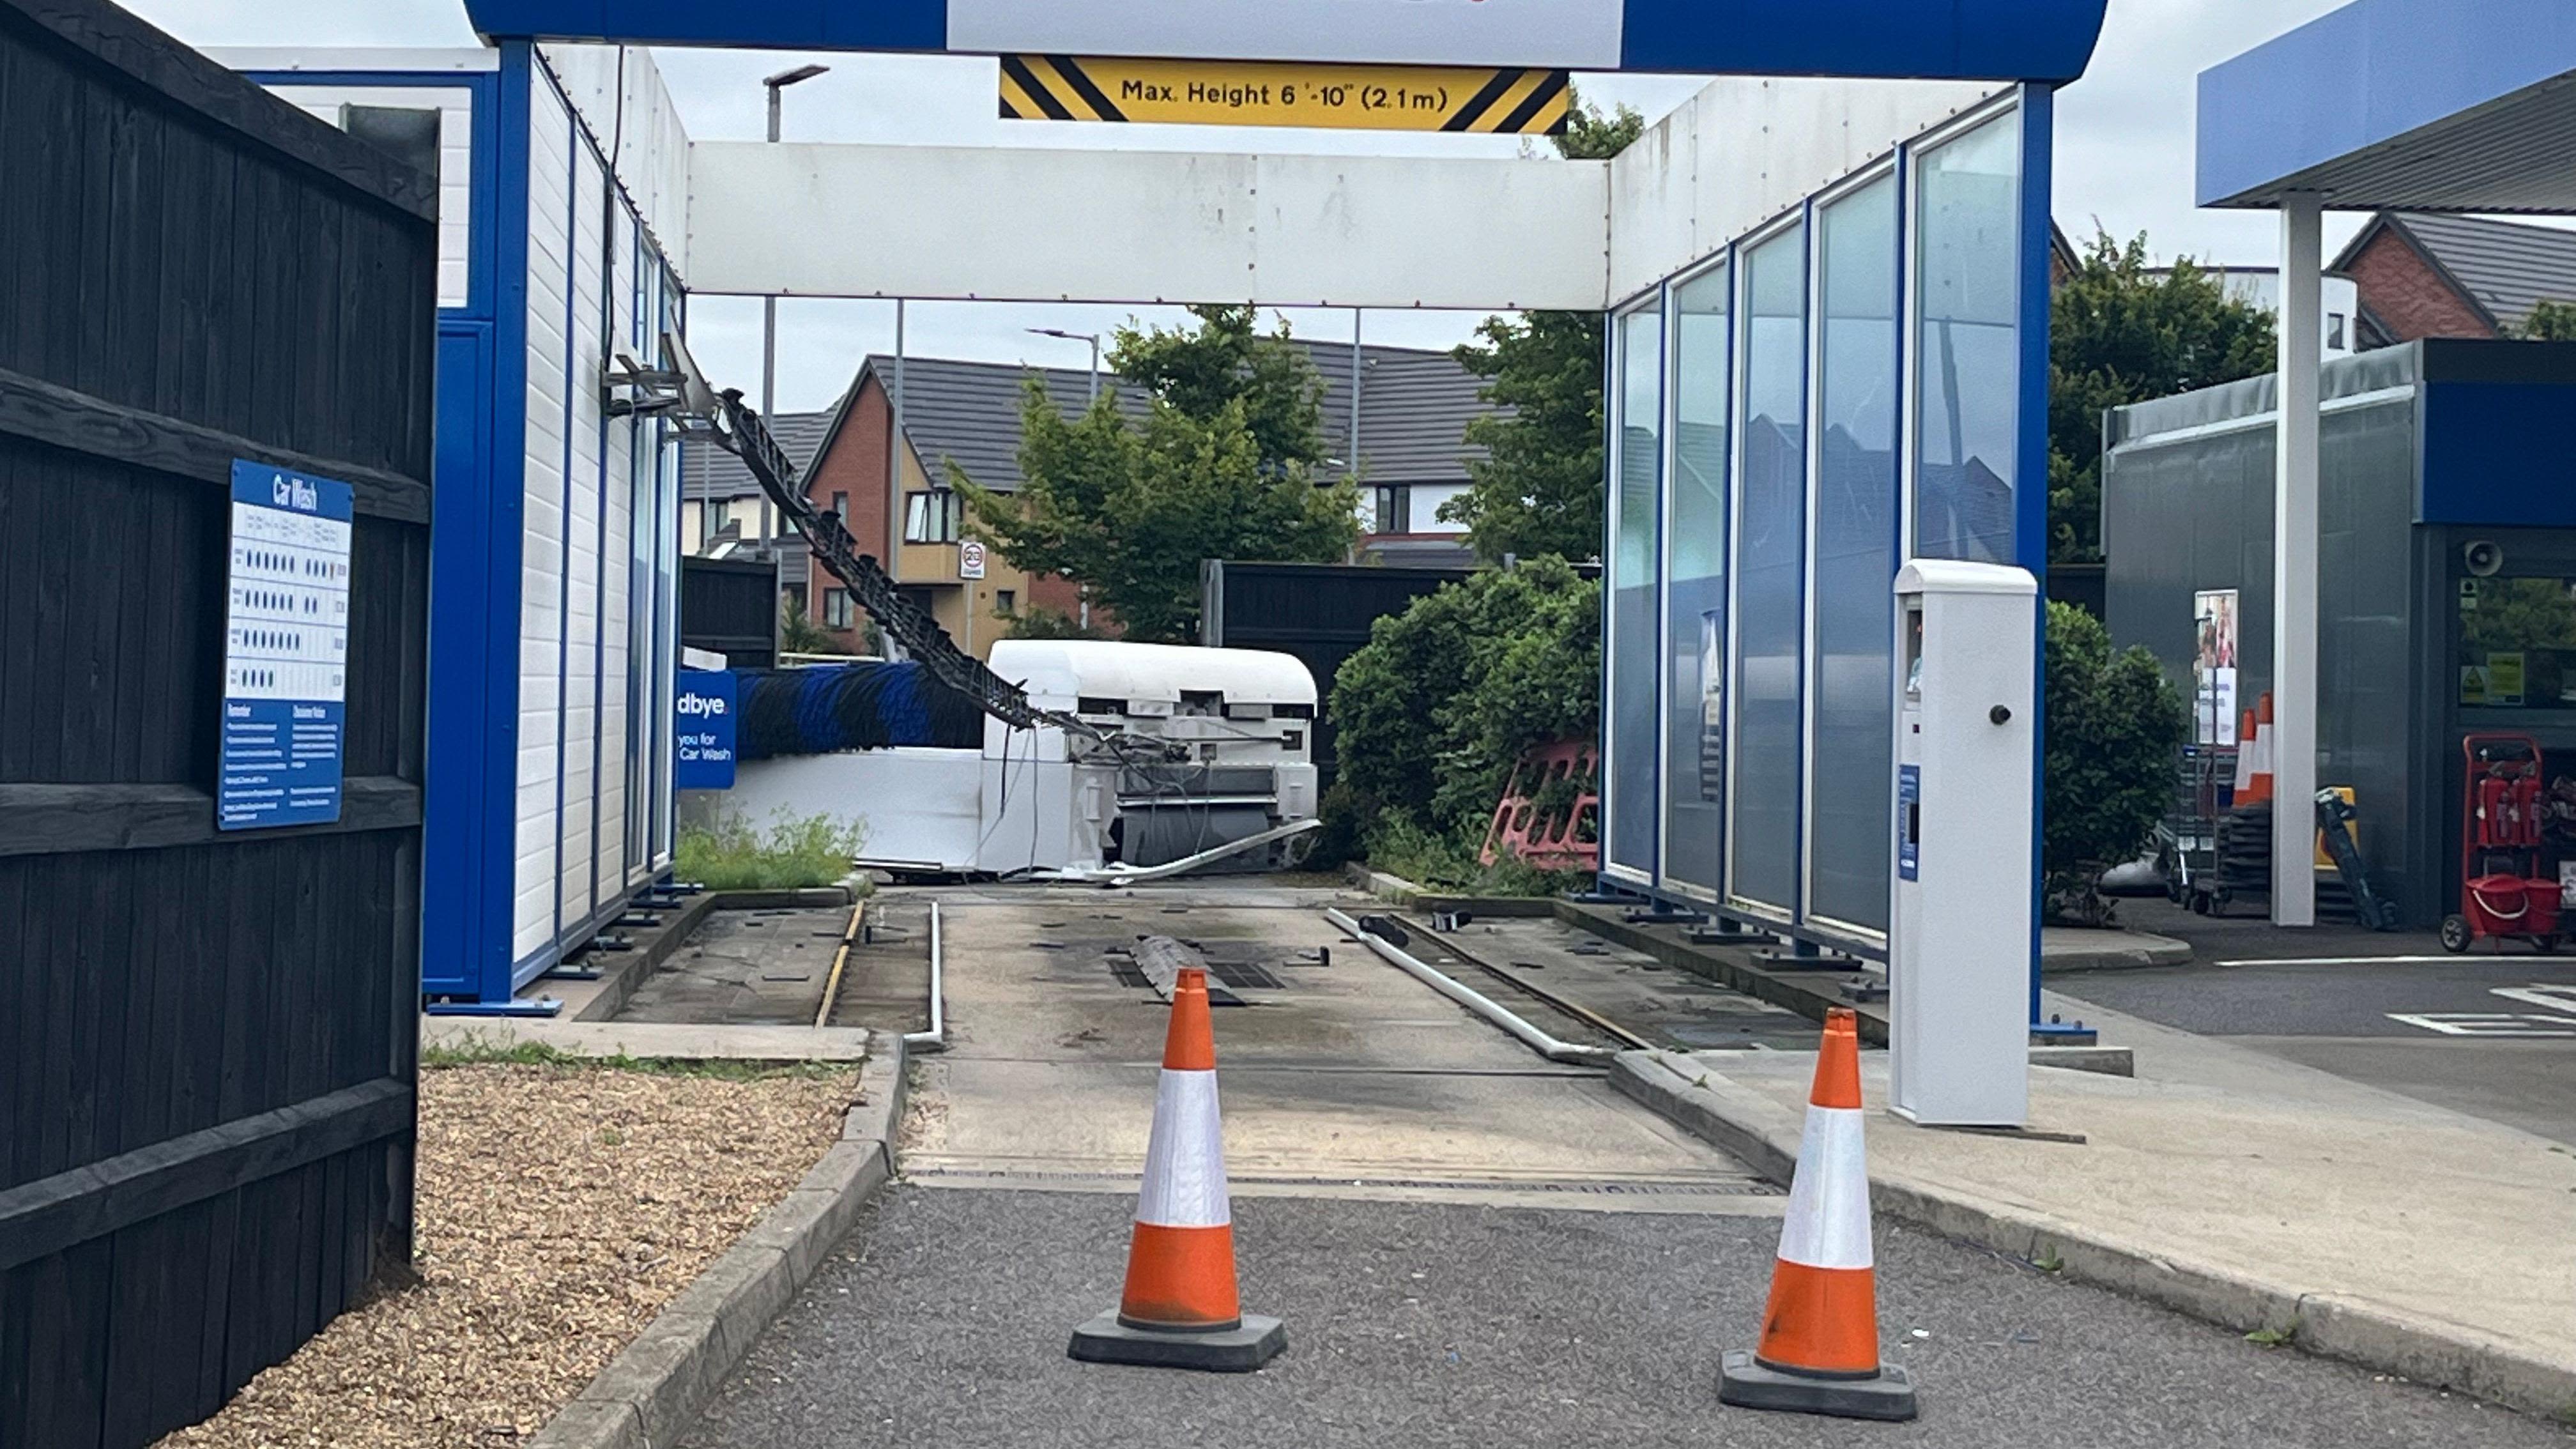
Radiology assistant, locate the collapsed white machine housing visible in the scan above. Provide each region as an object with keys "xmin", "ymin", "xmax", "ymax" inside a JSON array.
[{"xmin": 726, "ymin": 640, "xmax": 1320, "ymax": 878}]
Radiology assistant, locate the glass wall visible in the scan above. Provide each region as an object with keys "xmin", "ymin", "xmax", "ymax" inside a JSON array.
[
  {"xmin": 1607, "ymin": 305, "xmax": 1664, "ymax": 878},
  {"xmin": 1807, "ymin": 175, "xmax": 1901, "ymax": 933},
  {"xmin": 1728, "ymin": 224, "xmax": 1807, "ymax": 915},
  {"xmin": 1913, "ymin": 109, "xmax": 2022, "ymax": 563},
  {"xmin": 1664, "ymin": 263, "xmax": 1731, "ymax": 896}
]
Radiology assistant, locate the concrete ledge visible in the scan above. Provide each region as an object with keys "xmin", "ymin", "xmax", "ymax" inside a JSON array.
[
  {"xmin": 528, "ymin": 1034, "xmax": 909, "ymax": 1449},
  {"xmin": 1338, "ymin": 862, "xmax": 1556, "ymax": 917},
  {"xmin": 1609, "ymin": 1050, "xmax": 2576, "ymax": 1422},
  {"xmin": 2042, "ymin": 926, "xmax": 2193, "ymax": 974},
  {"xmin": 571, "ymin": 891, "xmax": 722, "ymax": 1023},
  {"xmin": 423, "ymin": 1020, "xmax": 872, "ymax": 1062},
  {"xmin": 707, "ymin": 886, "xmax": 855, "ymax": 911},
  {"xmin": 1562, "ymin": 901, "xmax": 1897, "ymax": 1044}
]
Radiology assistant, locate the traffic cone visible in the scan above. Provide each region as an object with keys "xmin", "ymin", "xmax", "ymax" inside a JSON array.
[
  {"xmin": 2240, "ymin": 692, "xmax": 2275, "ymax": 806},
  {"xmin": 1068, "ymin": 962, "xmax": 1285, "ymax": 1372},
  {"xmin": 1719, "ymin": 1008, "xmax": 1918, "ymax": 1422},
  {"xmin": 2232, "ymin": 708, "xmax": 2258, "ymax": 793}
]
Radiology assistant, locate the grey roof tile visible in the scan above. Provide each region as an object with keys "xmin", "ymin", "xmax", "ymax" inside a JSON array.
[
  {"xmin": 684, "ymin": 337, "xmax": 1507, "ymax": 501},
  {"xmin": 2387, "ymin": 213, "xmax": 2576, "ymax": 331}
]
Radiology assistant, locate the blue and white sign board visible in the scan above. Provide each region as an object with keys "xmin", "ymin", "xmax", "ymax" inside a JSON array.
[
  {"xmin": 220, "ymin": 461, "xmax": 353, "ymax": 831},
  {"xmin": 675, "ymin": 670, "xmax": 737, "ymax": 790},
  {"xmin": 463, "ymin": 0, "xmax": 2111, "ymax": 82}
]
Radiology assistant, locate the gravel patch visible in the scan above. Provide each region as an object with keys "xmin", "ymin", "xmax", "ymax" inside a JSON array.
[{"xmin": 158, "ymin": 1060, "xmax": 861, "ymax": 1448}]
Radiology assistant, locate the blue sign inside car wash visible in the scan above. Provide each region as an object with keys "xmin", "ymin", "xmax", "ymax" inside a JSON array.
[
  {"xmin": 676, "ymin": 670, "xmax": 737, "ymax": 790},
  {"xmin": 219, "ymin": 461, "xmax": 353, "ymax": 831}
]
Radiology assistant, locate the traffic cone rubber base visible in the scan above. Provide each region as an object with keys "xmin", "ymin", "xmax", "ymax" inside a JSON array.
[
  {"xmin": 1719, "ymin": 1350, "xmax": 1917, "ymax": 1422},
  {"xmin": 1068, "ymin": 1311, "xmax": 1286, "ymax": 1372}
]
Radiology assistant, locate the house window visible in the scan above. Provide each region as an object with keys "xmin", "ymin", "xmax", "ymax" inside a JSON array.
[
  {"xmin": 1373, "ymin": 485, "xmax": 1413, "ymax": 534},
  {"xmin": 707, "ymin": 499, "xmax": 735, "ymax": 537},
  {"xmin": 824, "ymin": 588, "xmax": 855, "ymax": 629},
  {"xmin": 830, "ymin": 490, "xmax": 849, "ymax": 519},
  {"xmin": 904, "ymin": 489, "xmax": 963, "ymax": 543},
  {"xmin": 995, "ymin": 589, "xmax": 1017, "ymax": 617},
  {"xmin": 2327, "ymin": 312, "xmax": 2348, "ymax": 351}
]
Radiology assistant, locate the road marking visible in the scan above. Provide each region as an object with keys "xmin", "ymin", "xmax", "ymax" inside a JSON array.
[
  {"xmin": 2385, "ymin": 1011, "xmax": 2576, "ymax": 1038},
  {"xmin": 2492, "ymin": 983, "xmax": 2576, "ymax": 1013},
  {"xmin": 2219, "ymin": 955, "xmax": 2473, "ymax": 967}
]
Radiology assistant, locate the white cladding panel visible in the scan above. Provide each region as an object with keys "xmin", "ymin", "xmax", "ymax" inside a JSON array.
[
  {"xmin": 516, "ymin": 68, "xmax": 574, "ymax": 964},
  {"xmin": 515, "ymin": 53, "xmax": 681, "ymax": 971},
  {"xmin": 558, "ymin": 137, "xmax": 607, "ymax": 931},
  {"xmin": 1606, "ymin": 77, "xmax": 2004, "ymax": 302},
  {"xmin": 537, "ymin": 42, "xmax": 692, "ymax": 277},
  {"xmin": 266, "ymin": 84, "xmax": 478, "ymax": 307},
  {"xmin": 684, "ymin": 141, "xmax": 1610, "ymax": 309}
]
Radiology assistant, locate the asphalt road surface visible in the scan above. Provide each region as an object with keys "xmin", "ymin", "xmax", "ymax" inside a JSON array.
[
  {"xmin": 674, "ymin": 885, "xmax": 2568, "ymax": 1447},
  {"xmin": 2071, "ymin": 901, "xmax": 2576, "ymax": 1144},
  {"xmin": 680, "ymin": 1188, "xmax": 2567, "ymax": 1449}
]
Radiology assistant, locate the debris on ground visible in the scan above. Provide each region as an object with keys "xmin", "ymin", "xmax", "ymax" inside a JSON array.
[{"xmin": 157, "ymin": 1057, "xmax": 858, "ymax": 1448}]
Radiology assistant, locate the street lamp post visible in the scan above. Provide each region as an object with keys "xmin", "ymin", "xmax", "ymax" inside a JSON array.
[
  {"xmin": 1027, "ymin": 327, "xmax": 1102, "ymax": 404},
  {"xmin": 758, "ymin": 63, "xmax": 829, "ymax": 545}
]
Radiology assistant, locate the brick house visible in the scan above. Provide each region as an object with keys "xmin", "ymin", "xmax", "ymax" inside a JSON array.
[{"xmin": 2332, "ymin": 212, "xmax": 2576, "ymax": 345}]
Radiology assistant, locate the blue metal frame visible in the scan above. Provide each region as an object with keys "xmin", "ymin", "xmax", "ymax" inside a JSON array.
[
  {"xmin": 241, "ymin": 59, "xmax": 532, "ymax": 1008},
  {"xmin": 2196, "ymin": 0, "xmax": 2576, "ymax": 209},
  {"xmin": 461, "ymin": 0, "xmax": 2110, "ymax": 82},
  {"xmin": 2018, "ymin": 84, "xmax": 2056, "ymax": 1031}
]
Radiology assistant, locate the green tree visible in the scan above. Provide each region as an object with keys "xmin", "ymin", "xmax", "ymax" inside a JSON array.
[
  {"xmin": 2051, "ymin": 229, "xmax": 2276, "ymax": 564},
  {"xmin": 958, "ymin": 305, "xmax": 1360, "ymax": 643},
  {"xmin": 780, "ymin": 596, "xmax": 835, "ymax": 654},
  {"xmin": 2044, "ymin": 601, "xmax": 2189, "ymax": 923},
  {"xmin": 2514, "ymin": 298, "xmax": 2576, "ymax": 341},
  {"xmin": 1440, "ymin": 98, "xmax": 1644, "ymax": 564},
  {"xmin": 1330, "ymin": 558, "xmax": 1600, "ymax": 847}
]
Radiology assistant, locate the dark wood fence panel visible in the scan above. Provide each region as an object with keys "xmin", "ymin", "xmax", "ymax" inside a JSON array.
[{"xmin": 0, "ymin": 2, "xmax": 436, "ymax": 1445}]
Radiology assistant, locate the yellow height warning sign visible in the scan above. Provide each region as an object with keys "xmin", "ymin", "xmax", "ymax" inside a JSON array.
[{"xmin": 999, "ymin": 56, "xmax": 1570, "ymax": 134}]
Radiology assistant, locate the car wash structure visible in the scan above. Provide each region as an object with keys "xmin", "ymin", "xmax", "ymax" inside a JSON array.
[
  {"xmin": 2173, "ymin": 0, "xmax": 2576, "ymax": 931},
  {"xmin": 222, "ymin": 1, "xmax": 2105, "ymax": 1010}
]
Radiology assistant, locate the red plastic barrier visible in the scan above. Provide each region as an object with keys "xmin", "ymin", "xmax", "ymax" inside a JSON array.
[{"xmin": 1480, "ymin": 740, "xmax": 1600, "ymax": 873}]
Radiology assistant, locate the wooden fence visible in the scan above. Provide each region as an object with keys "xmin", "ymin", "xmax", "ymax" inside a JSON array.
[{"xmin": 0, "ymin": 1, "xmax": 437, "ymax": 1443}]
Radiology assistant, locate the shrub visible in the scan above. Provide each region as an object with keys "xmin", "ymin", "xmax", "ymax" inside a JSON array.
[
  {"xmin": 676, "ymin": 808, "xmax": 868, "ymax": 891},
  {"xmin": 2044, "ymin": 601, "xmax": 2187, "ymax": 923},
  {"xmin": 1330, "ymin": 558, "xmax": 1600, "ymax": 864},
  {"xmin": 1365, "ymin": 816, "xmax": 1593, "ymax": 900}
]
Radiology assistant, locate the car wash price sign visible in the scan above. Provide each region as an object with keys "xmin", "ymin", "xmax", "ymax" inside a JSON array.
[{"xmin": 218, "ymin": 461, "xmax": 353, "ymax": 830}]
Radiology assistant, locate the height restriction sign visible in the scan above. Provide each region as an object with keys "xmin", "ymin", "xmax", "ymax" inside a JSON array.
[{"xmin": 1000, "ymin": 56, "xmax": 1570, "ymax": 133}]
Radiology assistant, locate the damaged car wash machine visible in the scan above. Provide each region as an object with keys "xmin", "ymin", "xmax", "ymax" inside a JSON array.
[{"xmin": 621, "ymin": 337, "xmax": 1321, "ymax": 882}]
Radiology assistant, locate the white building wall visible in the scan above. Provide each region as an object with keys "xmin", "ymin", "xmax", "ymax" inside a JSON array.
[
  {"xmin": 1606, "ymin": 76, "xmax": 2002, "ymax": 303},
  {"xmin": 268, "ymin": 84, "xmax": 479, "ymax": 308},
  {"xmin": 512, "ymin": 50, "xmax": 684, "ymax": 970},
  {"xmin": 516, "ymin": 68, "xmax": 575, "ymax": 964}
]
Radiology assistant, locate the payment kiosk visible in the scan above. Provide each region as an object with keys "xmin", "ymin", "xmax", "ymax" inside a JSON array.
[{"xmin": 1890, "ymin": 561, "xmax": 2039, "ymax": 1127}]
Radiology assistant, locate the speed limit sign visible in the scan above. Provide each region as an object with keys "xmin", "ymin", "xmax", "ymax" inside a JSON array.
[{"xmin": 960, "ymin": 540, "xmax": 988, "ymax": 579}]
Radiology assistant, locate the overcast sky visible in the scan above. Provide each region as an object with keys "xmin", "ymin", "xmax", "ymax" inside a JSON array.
[{"xmin": 137, "ymin": 0, "xmax": 2377, "ymax": 412}]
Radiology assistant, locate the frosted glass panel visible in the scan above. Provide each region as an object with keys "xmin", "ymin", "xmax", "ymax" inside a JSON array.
[
  {"xmin": 1915, "ymin": 111, "xmax": 2021, "ymax": 564},
  {"xmin": 1809, "ymin": 177, "xmax": 1899, "ymax": 931},
  {"xmin": 1607, "ymin": 307, "xmax": 1662, "ymax": 876},
  {"xmin": 1664, "ymin": 265, "xmax": 1729, "ymax": 896},
  {"xmin": 1730, "ymin": 227, "xmax": 1806, "ymax": 912}
]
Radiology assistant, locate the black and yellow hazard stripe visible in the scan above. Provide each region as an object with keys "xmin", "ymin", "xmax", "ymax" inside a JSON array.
[
  {"xmin": 1440, "ymin": 68, "xmax": 1571, "ymax": 135},
  {"xmin": 998, "ymin": 56, "xmax": 1127, "ymax": 122},
  {"xmin": 1000, "ymin": 55, "xmax": 1570, "ymax": 135}
]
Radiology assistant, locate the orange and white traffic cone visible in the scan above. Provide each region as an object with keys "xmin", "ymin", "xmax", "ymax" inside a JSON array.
[
  {"xmin": 1068, "ymin": 962, "xmax": 1285, "ymax": 1372},
  {"xmin": 1719, "ymin": 1008, "xmax": 1917, "ymax": 1421},
  {"xmin": 2239, "ymin": 692, "xmax": 2276, "ymax": 806}
]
